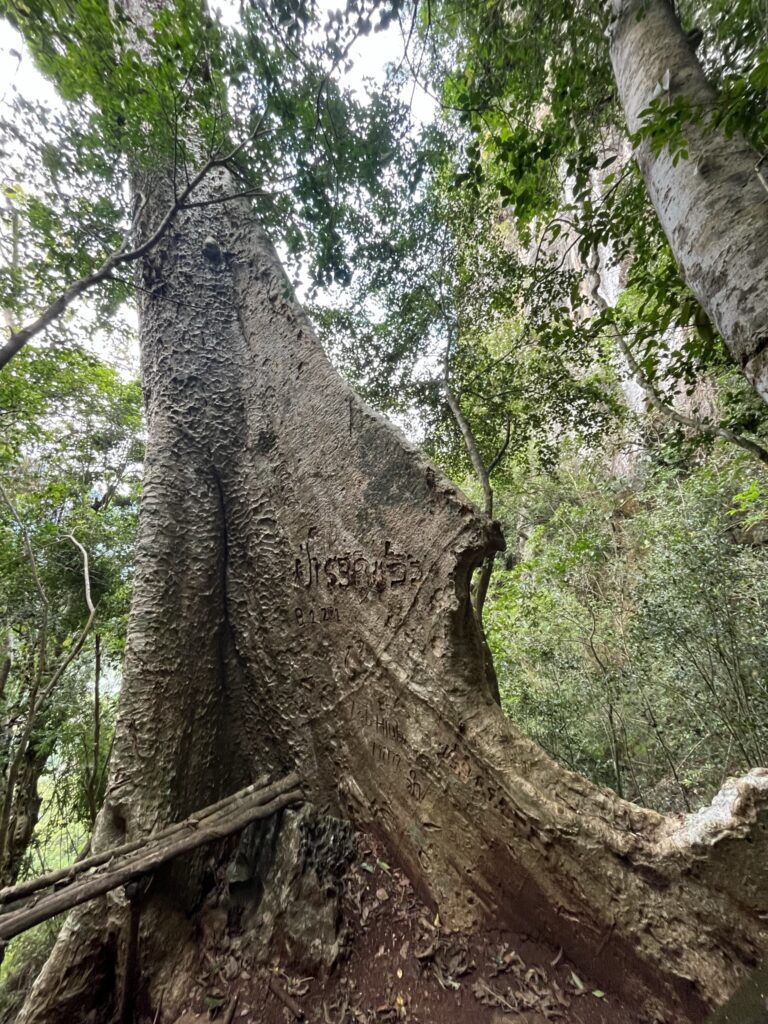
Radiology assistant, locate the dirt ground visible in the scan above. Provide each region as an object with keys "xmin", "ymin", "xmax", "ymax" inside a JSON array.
[{"xmin": 171, "ymin": 833, "xmax": 650, "ymax": 1024}]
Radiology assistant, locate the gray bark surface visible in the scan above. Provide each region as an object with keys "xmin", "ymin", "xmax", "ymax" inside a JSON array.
[{"xmin": 609, "ymin": 0, "xmax": 768, "ymax": 401}]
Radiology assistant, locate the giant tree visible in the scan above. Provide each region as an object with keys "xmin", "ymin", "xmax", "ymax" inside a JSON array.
[{"xmin": 1, "ymin": 1, "xmax": 767, "ymax": 1022}]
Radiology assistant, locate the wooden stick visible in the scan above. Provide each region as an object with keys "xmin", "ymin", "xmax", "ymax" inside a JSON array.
[
  {"xmin": 118, "ymin": 884, "xmax": 143, "ymax": 1024},
  {"xmin": 269, "ymin": 976, "xmax": 306, "ymax": 1020},
  {"xmin": 223, "ymin": 993, "xmax": 240, "ymax": 1024},
  {"xmin": 0, "ymin": 788, "xmax": 302, "ymax": 941},
  {"xmin": 0, "ymin": 772, "xmax": 296, "ymax": 907}
]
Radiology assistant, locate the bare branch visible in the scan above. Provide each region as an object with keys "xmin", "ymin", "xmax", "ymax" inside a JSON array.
[
  {"xmin": 67, "ymin": 534, "xmax": 95, "ymax": 615},
  {"xmin": 0, "ymin": 777, "xmax": 303, "ymax": 942},
  {"xmin": 0, "ymin": 771, "xmax": 290, "ymax": 905}
]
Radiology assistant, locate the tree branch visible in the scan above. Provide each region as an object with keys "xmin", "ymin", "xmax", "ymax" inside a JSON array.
[
  {"xmin": 440, "ymin": 332, "xmax": 501, "ymax": 631},
  {"xmin": 441, "ymin": 328, "xmax": 492, "ymax": 518},
  {"xmin": 67, "ymin": 534, "xmax": 95, "ymax": 615},
  {"xmin": 0, "ymin": 776, "xmax": 303, "ymax": 943},
  {"xmin": 0, "ymin": 127, "xmax": 268, "ymax": 371},
  {"xmin": 435, "ymin": 277, "xmax": 508, "ymax": 637},
  {"xmin": 0, "ymin": 772, "xmax": 294, "ymax": 905},
  {"xmin": 487, "ymin": 416, "xmax": 512, "ymax": 476}
]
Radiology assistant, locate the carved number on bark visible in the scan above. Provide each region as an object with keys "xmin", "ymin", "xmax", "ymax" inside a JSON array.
[{"xmin": 294, "ymin": 607, "xmax": 340, "ymax": 626}]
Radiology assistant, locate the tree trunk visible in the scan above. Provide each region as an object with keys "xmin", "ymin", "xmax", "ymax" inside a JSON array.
[
  {"xmin": 18, "ymin": 42, "xmax": 768, "ymax": 1024},
  {"xmin": 0, "ymin": 738, "xmax": 45, "ymax": 887},
  {"xmin": 609, "ymin": 0, "xmax": 768, "ymax": 401}
]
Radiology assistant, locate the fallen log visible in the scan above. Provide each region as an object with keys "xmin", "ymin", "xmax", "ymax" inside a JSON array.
[
  {"xmin": 0, "ymin": 772, "xmax": 297, "ymax": 907},
  {"xmin": 0, "ymin": 775, "xmax": 302, "ymax": 943}
]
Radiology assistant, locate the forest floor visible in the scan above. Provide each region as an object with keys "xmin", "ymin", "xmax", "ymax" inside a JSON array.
[{"xmin": 171, "ymin": 833, "xmax": 647, "ymax": 1024}]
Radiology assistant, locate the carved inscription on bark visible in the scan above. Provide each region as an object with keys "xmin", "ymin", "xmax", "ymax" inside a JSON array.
[
  {"xmin": 294, "ymin": 538, "xmax": 423, "ymax": 591},
  {"xmin": 437, "ymin": 737, "xmax": 513, "ymax": 818},
  {"xmin": 351, "ymin": 699, "xmax": 429, "ymax": 804},
  {"xmin": 294, "ymin": 606, "xmax": 340, "ymax": 626}
]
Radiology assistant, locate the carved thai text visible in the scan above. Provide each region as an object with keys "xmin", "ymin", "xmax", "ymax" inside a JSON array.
[{"xmin": 294, "ymin": 537, "xmax": 423, "ymax": 592}]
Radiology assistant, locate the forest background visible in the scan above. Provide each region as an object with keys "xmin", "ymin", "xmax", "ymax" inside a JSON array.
[{"xmin": 0, "ymin": 0, "xmax": 767, "ymax": 1011}]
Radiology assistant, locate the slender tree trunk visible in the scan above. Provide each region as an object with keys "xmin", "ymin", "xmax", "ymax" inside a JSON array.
[
  {"xmin": 0, "ymin": 739, "xmax": 45, "ymax": 887},
  {"xmin": 18, "ymin": 12, "xmax": 768, "ymax": 1022},
  {"xmin": 609, "ymin": 0, "xmax": 768, "ymax": 401}
]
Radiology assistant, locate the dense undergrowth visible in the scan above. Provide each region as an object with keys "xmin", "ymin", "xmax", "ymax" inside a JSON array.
[{"xmin": 484, "ymin": 446, "xmax": 768, "ymax": 814}]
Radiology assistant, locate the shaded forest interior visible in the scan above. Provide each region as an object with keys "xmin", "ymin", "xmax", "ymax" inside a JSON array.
[{"xmin": 1, "ymin": 0, "xmax": 768, "ymax": 1021}]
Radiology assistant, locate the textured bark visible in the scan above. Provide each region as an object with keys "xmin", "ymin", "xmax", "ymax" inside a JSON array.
[
  {"xmin": 609, "ymin": 0, "xmax": 768, "ymax": 401},
  {"xmin": 16, "ymin": 156, "xmax": 768, "ymax": 1023}
]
